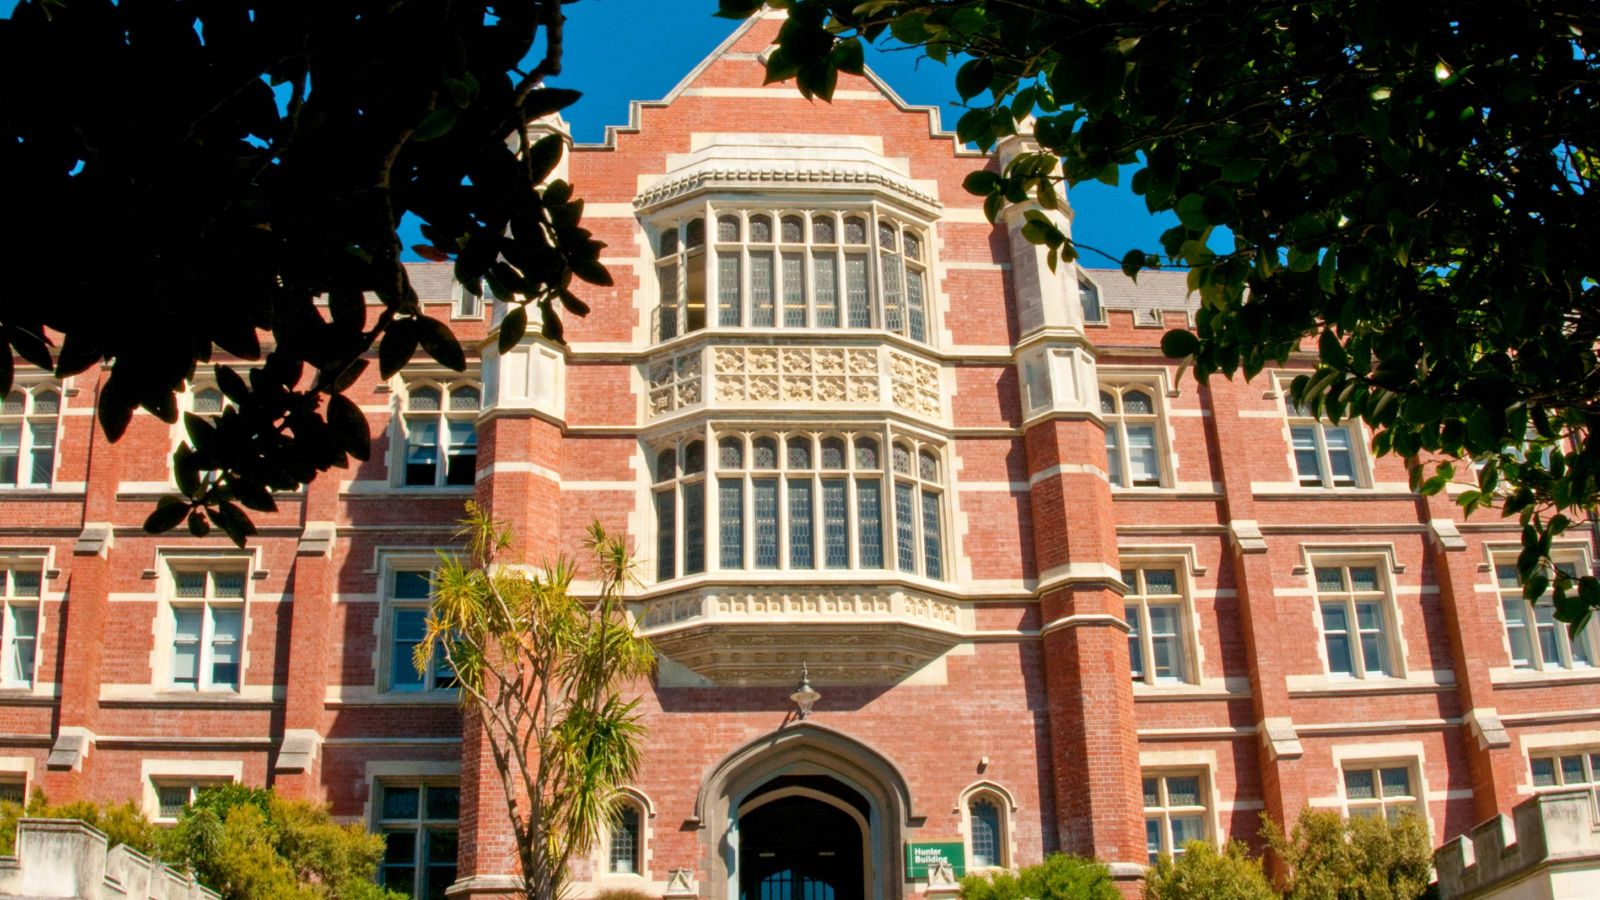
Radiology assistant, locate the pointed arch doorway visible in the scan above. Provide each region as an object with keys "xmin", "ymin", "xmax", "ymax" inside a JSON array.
[
  {"xmin": 738, "ymin": 777, "xmax": 868, "ymax": 900},
  {"xmin": 694, "ymin": 723, "xmax": 920, "ymax": 900}
]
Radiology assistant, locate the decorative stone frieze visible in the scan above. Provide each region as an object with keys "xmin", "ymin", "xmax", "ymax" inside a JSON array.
[
  {"xmin": 645, "ymin": 342, "xmax": 946, "ymax": 423},
  {"xmin": 887, "ymin": 350, "xmax": 942, "ymax": 418},
  {"xmin": 648, "ymin": 349, "xmax": 705, "ymax": 417},
  {"xmin": 636, "ymin": 585, "xmax": 966, "ymax": 684}
]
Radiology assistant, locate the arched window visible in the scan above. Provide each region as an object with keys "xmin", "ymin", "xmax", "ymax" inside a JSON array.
[
  {"xmin": 609, "ymin": 803, "xmax": 642, "ymax": 874},
  {"xmin": 1101, "ymin": 384, "xmax": 1164, "ymax": 488},
  {"xmin": 401, "ymin": 382, "xmax": 479, "ymax": 487},
  {"xmin": 654, "ymin": 439, "xmax": 707, "ymax": 581},
  {"xmin": 0, "ymin": 384, "xmax": 60, "ymax": 489},
  {"xmin": 193, "ymin": 388, "xmax": 225, "ymax": 415},
  {"xmin": 652, "ymin": 208, "xmax": 933, "ymax": 343},
  {"xmin": 961, "ymin": 785, "xmax": 1014, "ymax": 871},
  {"xmin": 969, "ymin": 797, "xmax": 1002, "ymax": 868},
  {"xmin": 657, "ymin": 430, "xmax": 944, "ymax": 581}
]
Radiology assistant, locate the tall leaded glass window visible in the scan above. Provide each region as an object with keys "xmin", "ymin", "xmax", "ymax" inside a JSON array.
[
  {"xmin": 608, "ymin": 803, "xmax": 642, "ymax": 874},
  {"xmin": 653, "ymin": 430, "xmax": 946, "ymax": 581},
  {"xmin": 651, "ymin": 208, "xmax": 933, "ymax": 343},
  {"xmin": 0, "ymin": 384, "xmax": 61, "ymax": 489},
  {"xmin": 653, "ymin": 440, "xmax": 707, "ymax": 581},
  {"xmin": 969, "ymin": 796, "xmax": 1004, "ymax": 869}
]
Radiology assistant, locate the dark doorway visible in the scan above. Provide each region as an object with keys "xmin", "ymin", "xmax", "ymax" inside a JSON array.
[{"xmin": 738, "ymin": 781, "xmax": 866, "ymax": 900}]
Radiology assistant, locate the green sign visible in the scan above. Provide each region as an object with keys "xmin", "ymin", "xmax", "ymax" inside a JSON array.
[{"xmin": 905, "ymin": 841, "xmax": 965, "ymax": 878}]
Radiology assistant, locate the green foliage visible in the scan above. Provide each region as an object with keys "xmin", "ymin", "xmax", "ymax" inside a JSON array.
[
  {"xmin": 593, "ymin": 890, "xmax": 657, "ymax": 900},
  {"xmin": 423, "ymin": 505, "xmax": 655, "ymax": 900},
  {"xmin": 163, "ymin": 784, "xmax": 403, "ymax": 900},
  {"xmin": 0, "ymin": 1, "xmax": 604, "ymax": 544},
  {"xmin": 1144, "ymin": 840, "xmax": 1277, "ymax": 900},
  {"xmin": 0, "ymin": 788, "xmax": 161, "ymax": 857},
  {"xmin": 724, "ymin": 0, "xmax": 1600, "ymax": 630},
  {"xmin": 1265, "ymin": 809, "xmax": 1434, "ymax": 900},
  {"xmin": 960, "ymin": 853, "xmax": 1120, "ymax": 900}
]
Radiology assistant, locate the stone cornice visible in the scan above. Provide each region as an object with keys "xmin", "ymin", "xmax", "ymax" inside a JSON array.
[{"xmin": 633, "ymin": 165, "xmax": 944, "ymax": 214}]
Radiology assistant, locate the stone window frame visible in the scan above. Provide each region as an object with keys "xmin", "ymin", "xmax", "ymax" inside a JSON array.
[
  {"xmin": 1098, "ymin": 378, "xmax": 1172, "ymax": 489},
  {"xmin": 0, "ymin": 756, "xmax": 31, "ymax": 805},
  {"xmin": 140, "ymin": 758, "xmax": 242, "ymax": 823},
  {"xmin": 648, "ymin": 201, "xmax": 937, "ymax": 347},
  {"xmin": 1307, "ymin": 556, "xmax": 1406, "ymax": 682},
  {"xmin": 957, "ymin": 781, "xmax": 1017, "ymax": 873},
  {"xmin": 1142, "ymin": 768, "xmax": 1212, "ymax": 863},
  {"xmin": 1278, "ymin": 375, "xmax": 1369, "ymax": 489},
  {"xmin": 391, "ymin": 374, "xmax": 481, "ymax": 490},
  {"xmin": 0, "ymin": 552, "xmax": 45, "ymax": 691},
  {"xmin": 1327, "ymin": 741, "xmax": 1437, "ymax": 841},
  {"xmin": 1120, "ymin": 559, "xmax": 1199, "ymax": 687},
  {"xmin": 371, "ymin": 777, "xmax": 461, "ymax": 898},
  {"xmin": 1337, "ymin": 759, "xmax": 1425, "ymax": 824},
  {"xmin": 156, "ymin": 552, "xmax": 254, "ymax": 694},
  {"xmin": 594, "ymin": 787, "xmax": 655, "ymax": 882},
  {"xmin": 450, "ymin": 277, "xmax": 487, "ymax": 321},
  {"xmin": 1492, "ymin": 548, "xmax": 1598, "ymax": 673},
  {"xmin": 1076, "ymin": 268, "xmax": 1106, "ymax": 325},
  {"xmin": 0, "ymin": 379, "xmax": 63, "ymax": 491},
  {"xmin": 649, "ymin": 424, "xmax": 950, "ymax": 585},
  {"xmin": 1527, "ymin": 745, "xmax": 1600, "ymax": 817},
  {"xmin": 376, "ymin": 552, "xmax": 459, "ymax": 696}
]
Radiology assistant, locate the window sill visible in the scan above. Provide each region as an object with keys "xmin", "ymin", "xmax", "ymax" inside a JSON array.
[
  {"xmin": 327, "ymin": 690, "xmax": 460, "ymax": 707},
  {"xmin": 1286, "ymin": 673, "xmax": 1453, "ymax": 698},
  {"xmin": 341, "ymin": 481, "xmax": 475, "ymax": 497},
  {"xmin": 1132, "ymin": 683, "xmax": 1244, "ymax": 701},
  {"xmin": 1490, "ymin": 666, "xmax": 1600, "ymax": 687},
  {"xmin": 101, "ymin": 691, "xmax": 279, "ymax": 710}
]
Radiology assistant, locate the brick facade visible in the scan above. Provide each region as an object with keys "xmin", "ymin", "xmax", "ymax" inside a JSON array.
[{"xmin": 2, "ymin": 12, "xmax": 1596, "ymax": 900}]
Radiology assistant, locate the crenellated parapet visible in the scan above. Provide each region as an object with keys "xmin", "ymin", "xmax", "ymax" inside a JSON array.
[{"xmin": 1435, "ymin": 790, "xmax": 1600, "ymax": 898}]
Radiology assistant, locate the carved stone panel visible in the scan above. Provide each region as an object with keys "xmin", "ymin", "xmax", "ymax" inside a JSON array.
[{"xmin": 636, "ymin": 586, "xmax": 965, "ymax": 684}]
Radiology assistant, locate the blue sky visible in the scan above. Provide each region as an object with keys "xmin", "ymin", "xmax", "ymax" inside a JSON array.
[{"xmin": 2, "ymin": 0, "xmax": 1179, "ymax": 267}]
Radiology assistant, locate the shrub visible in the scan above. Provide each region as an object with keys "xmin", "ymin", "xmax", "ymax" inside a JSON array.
[
  {"xmin": 163, "ymin": 785, "xmax": 404, "ymax": 900},
  {"xmin": 594, "ymin": 890, "xmax": 657, "ymax": 900},
  {"xmin": 1265, "ymin": 809, "xmax": 1433, "ymax": 900},
  {"xmin": 0, "ymin": 788, "xmax": 161, "ymax": 857},
  {"xmin": 1144, "ymin": 840, "xmax": 1277, "ymax": 900},
  {"xmin": 961, "ymin": 853, "xmax": 1120, "ymax": 900}
]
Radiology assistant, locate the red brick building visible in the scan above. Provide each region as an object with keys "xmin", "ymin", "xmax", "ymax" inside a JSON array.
[{"xmin": 4, "ymin": 12, "xmax": 1598, "ymax": 900}]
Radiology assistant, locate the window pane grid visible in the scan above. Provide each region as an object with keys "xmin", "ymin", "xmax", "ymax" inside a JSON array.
[
  {"xmin": 654, "ymin": 432, "xmax": 942, "ymax": 580},
  {"xmin": 1343, "ymin": 764, "xmax": 1418, "ymax": 823},
  {"xmin": 377, "ymin": 783, "xmax": 459, "ymax": 899},
  {"xmin": 658, "ymin": 210, "xmax": 928, "ymax": 341},
  {"xmin": 1102, "ymin": 385, "xmax": 1163, "ymax": 488},
  {"xmin": 1530, "ymin": 750, "xmax": 1600, "ymax": 817},
  {"xmin": 1498, "ymin": 560, "xmax": 1595, "ymax": 670},
  {"xmin": 0, "ymin": 386, "xmax": 60, "ymax": 488},
  {"xmin": 1314, "ymin": 564, "xmax": 1391, "ymax": 678},
  {"xmin": 168, "ymin": 567, "xmax": 247, "ymax": 692},
  {"xmin": 1143, "ymin": 772, "xmax": 1208, "ymax": 863},
  {"xmin": 402, "ymin": 382, "xmax": 479, "ymax": 488},
  {"xmin": 1124, "ymin": 567, "xmax": 1191, "ymax": 685}
]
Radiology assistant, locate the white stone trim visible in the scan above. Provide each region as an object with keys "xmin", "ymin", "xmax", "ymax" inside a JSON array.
[{"xmin": 140, "ymin": 758, "xmax": 243, "ymax": 822}]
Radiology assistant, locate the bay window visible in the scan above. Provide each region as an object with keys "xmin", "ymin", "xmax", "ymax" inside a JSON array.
[
  {"xmin": 652, "ymin": 208, "xmax": 932, "ymax": 344},
  {"xmin": 653, "ymin": 429, "xmax": 946, "ymax": 581}
]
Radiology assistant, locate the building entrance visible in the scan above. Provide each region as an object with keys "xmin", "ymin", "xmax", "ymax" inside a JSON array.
[{"xmin": 737, "ymin": 776, "xmax": 868, "ymax": 900}]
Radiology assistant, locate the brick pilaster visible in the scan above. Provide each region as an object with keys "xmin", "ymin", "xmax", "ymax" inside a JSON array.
[
  {"xmin": 271, "ymin": 473, "xmax": 341, "ymax": 799},
  {"xmin": 1423, "ymin": 495, "xmax": 1520, "ymax": 820},
  {"xmin": 1024, "ymin": 417, "xmax": 1145, "ymax": 876},
  {"xmin": 1201, "ymin": 381, "xmax": 1308, "ymax": 839},
  {"xmin": 44, "ymin": 369, "xmax": 119, "ymax": 797}
]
